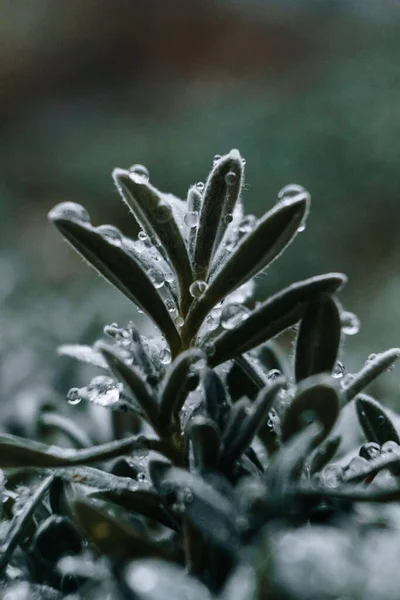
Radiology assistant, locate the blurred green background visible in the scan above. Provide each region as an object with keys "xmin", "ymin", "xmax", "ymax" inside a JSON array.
[{"xmin": 1, "ymin": 0, "xmax": 400, "ymax": 402}]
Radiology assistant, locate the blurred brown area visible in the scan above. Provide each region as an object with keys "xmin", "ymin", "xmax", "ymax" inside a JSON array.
[{"xmin": 1, "ymin": 0, "xmax": 400, "ymax": 396}]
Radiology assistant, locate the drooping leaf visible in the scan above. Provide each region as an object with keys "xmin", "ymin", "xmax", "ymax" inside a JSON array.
[
  {"xmin": 342, "ymin": 348, "xmax": 400, "ymax": 403},
  {"xmin": 48, "ymin": 206, "xmax": 181, "ymax": 355},
  {"xmin": 295, "ymin": 294, "xmax": 342, "ymax": 382},
  {"xmin": 209, "ymin": 273, "xmax": 347, "ymax": 366},
  {"xmin": 158, "ymin": 349, "xmax": 205, "ymax": 432},
  {"xmin": 113, "ymin": 169, "xmax": 193, "ymax": 314},
  {"xmin": 220, "ymin": 379, "xmax": 285, "ymax": 466},
  {"xmin": 98, "ymin": 343, "xmax": 160, "ymax": 431},
  {"xmin": 184, "ymin": 195, "xmax": 310, "ymax": 342},
  {"xmin": 0, "ymin": 474, "xmax": 55, "ymax": 574},
  {"xmin": 281, "ymin": 375, "xmax": 340, "ymax": 445},
  {"xmin": 194, "ymin": 150, "xmax": 244, "ymax": 281},
  {"xmin": 356, "ymin": 394, "xmax": 400, "ymax": 445}
]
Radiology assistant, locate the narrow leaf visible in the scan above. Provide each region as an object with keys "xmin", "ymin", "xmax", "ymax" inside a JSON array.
[
  {"xmin": 194, "ymin": 149, "xmax": 244, "ymax": 281},
  {"xmin": 98, "ymin": 343, "xmax": 160, "ymax": 431},
  {"xmin": 158, "ymin": 349, "xmax": 205, "ymax": 432},
  {"xmin": 189, "ymin": 416, "xmax": 221, "ymax": 471},
  {"xmin": 184, "ymin": 195, "xmax": 310, "ymax": 341},
  {"xmin": 113, "ymin": 169, "xmax": 193, "ymax": 314},
  {"xmin": 342, "ymin": 348, "xmax": 400, "ymax": 403},
  {"xmin": 58, "ymin": 344, "xmax": 108, "ymax": 369},
  {"xmin": 48, "ymin": 206, "xmax": 180, "ymax": 355},
  {"xmin": 309, "ymin": 435, "xmax": 342, "ymax": 474},
  {"xmin": 209, "ymin": 273, "xmax": 347, "ymax": 367},
  {"xmin": 295, "ymin": 294, "xmax": 341, "ymax": 382},
  {"xmin": 202, "ymin": 368, "xmax": 229, "ymax": 431},
  {"xmin": 356, "ymin": 394, "xmax": 400, "ymax": 445},
  {"xmin": 281, "ymin": 375, "xmax": 340, "ymax": 445}
]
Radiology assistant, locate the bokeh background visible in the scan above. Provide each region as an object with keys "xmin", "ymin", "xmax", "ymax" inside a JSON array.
[{"xmin": 1, "ymin": 0, "xmax": 400, "ymax": 405}]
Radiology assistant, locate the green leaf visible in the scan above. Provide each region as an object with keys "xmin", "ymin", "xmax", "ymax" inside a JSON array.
[
  {"xmin": 184, "ymin": 195, "xmax": 310, "ymax": 342},
  {"xmin": 209, "ymin": 273, "xmax": 347, "ymax": 367},
  {"xmin": 194, "ymin": 150, "xmax": 244, "ymax": 281},
  {"xmin": 158, "ymin": 349, "xmax": 205, "ymax": 433},
  {"xmin": 356, "ymin": 394, "xmax": 400, "ymax": 445},
  {"xmin": 0, "ymin": 474, "xmax": 55, "ymax": 574},
  {"xmin": 281, "ymin": 375, "xmax": 340, "ymax": 445},
  {"xmin": 188, "ymin": 416, "xmax": 221, "ymax": 471},
  {"xmin": 342, "ymin": 348, "xmax": 400, "ymax": 403},
  {"xmin": 113, "ymin": 169, "xmax": 193, "ymax": 314},
  {"xmin": 220, "ymin": 379, "xmax": 285, "ymax": 466},
  {"xmin": 295, "ymin": 294, "xmax": 342, "ymax": 382},
  {"xmin": 48, "ymin": 206, "xmax": 181, "ymax": 356},
  {"xmin": 98, "ymin": 343, "xmax": 160, "ymax": 431},
  {"xmin": 0, "ymin": 433, "xmax": 163, "ymax": 468}
]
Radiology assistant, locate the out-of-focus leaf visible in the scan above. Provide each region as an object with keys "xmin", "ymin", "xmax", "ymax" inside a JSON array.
[
  {"xmin": 113, "ymin": 169, "xmax": 193, "ymax": 314},
  {"xmin": 309, "ymin": 435, "xmax": 342, "ymax": 474},
  {"xmin": 70, "ymin": 495, "xmax": 168, "ymax": 560},
  {"xmin": 202, "ymin": 368, "xmax": 229, "ymax": 431},
  {"xmin": 356, "ymin": 395, "xmax": 400, "ymax": 445},
  {"xmin": 0, "ymin": 474, "xmax": 55, "ymax": 574},
  {"xmin": 0, "ymin": 433, "xmax": 163, "ymax": 468},
  {"xmin": 220, "ymin": 398, "xmax": 252, "ymax": 462},
  {"xmin": 184, "ymin": 196, "xmax": 309, "ymax": 342},
  {"xmin": 226, "ymin": 359, "xmax": 260, "ymax": 401},
  {"xmin": 221, "ymin": 380, "xmax": 285, "ymax": 466},
  {"xmin": 189, "ymin": 416, "xmax": 221, "ymax": 471},
  {"xmin": 295, "ymin": 294, "xmax": 341, "ymax": 382},
  {"xmin": 281, "ymin": 375, "xmax": 340, "ymax": 445},
  {"xmin": 39, "ymin": 411, "xmax": 92, "ymax": 448},
  {"xmin": 98, "ymin": 343, "xmax": 160, "ymax": 431},
  {"xmin": 298, "ymin": 485, "xmax": 400, "ymax": 503},
  {"xmin": 48, "ymin": 206, "xmax": 180, "ymax": 355},
  {"xmin": 209, "ymin": 273, "xmax": 347, "ymax": 366},
  {"xmin": 32, "ymin": 515, "xmax": 82, "ymax": 564},
  {"xmin": 158, "ymin": 349, "xmax": 204, "ymax": 432},
  {"xmin": 125, "ymin": 558, "xmax": 212, "ymax": 600},
  {"xmin": 194, "ymin": 150, "xmax": 244, "ymax": 281},
  {"xmin": 57, "ymin": 344, "xmax": 108, "ymax": 369},
  {"xmin": 342, "ymin": 348, "xmax": 400, "ymax": 403}
]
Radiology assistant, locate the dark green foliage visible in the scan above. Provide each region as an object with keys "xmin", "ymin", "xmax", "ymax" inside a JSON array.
[{"xmin": 2, "ymin": 150, "xmax": 400, "ymax": 599}]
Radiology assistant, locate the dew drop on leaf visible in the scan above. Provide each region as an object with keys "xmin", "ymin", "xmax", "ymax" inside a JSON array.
[
  {"xmin": 267, "ymin": 369, "xmax": 282, "ymax": 382},
  {"xmin": 165, "ymin": 299, "xmax": 175, "ymax": 313},
  {"xmin": 196, "ymin": 182, "xmax": 205, "ymax": 191},
  {"xmin": 175, "ymin": 316, "xmax": 184, "ymax": 328},
  {"xmin": 67, "ymin": 388, "xmax": 82, "ymax": 406},
  {"xmin": 321, "ymin": 464, "xmax": 344, "ymax": 489},
  {"xmin": 277, "ymin": 183, "xmax": 309, "ymax": 201},
  {"xmin": 184, "ymin": 211, "xmax": 199, "ymax": 228},
  {"xmin": 224, "ymin": 213, "xmax": 233, "ymax": 224},
  {"xmin": 359, "ymin": 442, "xmax": 381, "ymax": 460},
  {"xmin": 189, "ymin": 280, "xmax": 208, "ymax": 298},
  {"xmin": 220, "ymin": 303, "xmax": 250, "ymax": 330},
  {"xmin": 160, "ymin": 348, "xmax": 172, "ymax": 365},
  {"xmin": 86, "ymin": 375, "xmax": 122, "ymax": 407},
  {"xmin": 213, "ymin": 154, "xmax": 221, "ymax": 164},
  {"xmin": 381, "ymin": 441, "xmax": 399, "ymax": 454},
  {"xmin": 49, "ymin": 202, "xmax": 90, "ymax": 223},
  {"xmin": 341, "ymin": 311, "xmax": 360, "ymax": 336},
  {"xmin": 138, "ymin": 230, "xmax": 148, "ymax": 241},
  {"xmin": 148, "ymin": 268, "xmax": 165, "ymax": 289},
  {"xmin": 333, "ymin": 361, "xmax": 345, "ymax": 378},
  {"xmin": 96, "ymin": 225, "xmax": 123, "ymax": 246},
  {"xmin": 129, "ymin": 164, "xmax": 149, "ymax": 183},
  {"xmin": 239, "ymin": 215, "xmax": 256, "ymax": 233},
  {"xmin": 224, "ymin": 171, "xmax": 237, "ymax": 186}
]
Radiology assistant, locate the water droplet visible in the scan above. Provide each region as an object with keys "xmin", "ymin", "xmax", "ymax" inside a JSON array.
[
  {"xmin": 104, "ymin": 323, "xmax": 120, "ymax": 337},
  {"xmin": 148, "ymin": 268, "xmax": 165, "ymax": 289},
  {"xmin": 239, "ymin": 215, "xmax": 256, "ymax": 233},
  {"xmin": 278, "ymin": 183, "xmax": 308, "ymax": 201},
  {"xmin": 165, "ymin": 299, "xmax": 175, "ymax": 313},
  {"xmin": 297, "ymin": 221, "xmax": 306, "ymax": 233},
  {"xmin": 160, "ymin": 348, "xmax": 171, "ymax": 365},
  {"xmin": 381, "ymin": 440, "xmax": 399, "ymax": 454},
  {"xmin": 96, "ymin": 224, "xmax": 123, "ymax": 246},
  {"xmin": 155, "ymin": 200, "xmax": 172, "ymax": 223},
  {"xmin": 181, "ymin": 487, "xmax": 193, "ymax": 504},
  {"xmin": 49, "ymin": 202, "xmax": 90, "ymax": 223},
  {"xmin": 241, "ymin": 157, "xmax": 247, "ymax": 165},
  {"xmin": 137, "ymin": 472, "xmax": 148, "ymax": 482},
  {"xmin": 359, "ymin": 442, "xmax": 381, "ymax": 460},
  {"xmin": 204, "ymin": 340, "xmax": 215, "ymax": 357},
  {"xmin": 267, "ymin": 369, "xmax": 281, "ymax": 382},
  {"xmin": 206, "ymin": 313, "xmax": 220, "ymax": 331},
  {"xmin": 135, "ymin": 240, "xmax": 145, "ymax": 253},
  {"xmin": 165, "ymin": 270, "xmax": 174, "ymax": 283},
  {"xmin": 138, "ymin": 230, "xmax": 148, "ymax": 241},
  {"xmin": 333, "ymin": 361, "xmax": 345, "ymax": 378},
  {"xmin": 184, "ymin": 211, "xmax": 199, "ymax": 228},
  {"xmin": 189, "ymin": 280, "xmax": 208, "ymax": 298},
  {"xmin": 341, "ymin": 311, "xmax": 360, "ymax": 336},
  {"xmin": 224, "ymin": 171, "xmax": 237, "ymax": 186},
  {"xmin": 196, "ymin": 182, "xmax": 205, "ymax": 191},
  {"xmin": 127, "ymin": 564, "xmax": 158, "ymax": 593},
  {"xmin": 137, "ymin": 306, "xmax": 144, "ymax": 314},
  {"xmin": 220, "ymin": 303, "xmax": 250, "ymax": 330},
  {"xmin": 224, "ymin": 213, "xmax": 233, "ymax": 224},
  {"xmin": 367, "ymin": 353, "xmax": 377, "ymax": 363},
  {"xmin": 175, "ymin": 316, "xmax": 184, "ymax": 328},
  {"xmin": 129, "ymin": 164, "xmax": 149, "ymax": 183},
  {"xmin": 87, "ymin": 375, "xmax": 122, "ymax": 407},
  {"xmin": 213, "ymin": 154, "xmax": 221, "ymax": 163},
  {"xmin": 67, "ymin": 388, "xmax": 82, "ymax": 406},
  {"xmin": 321, "ymin": 464, "xmax": 344, "ymax": 489}
]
